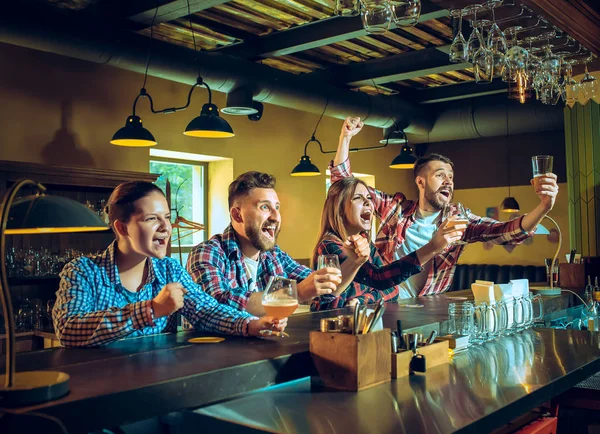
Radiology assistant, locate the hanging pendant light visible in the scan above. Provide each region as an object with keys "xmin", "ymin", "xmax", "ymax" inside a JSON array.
[
  {"xmin": 501, "ymin": 196, "xmax": 520, "ymax": 213},
  {"xmin": 389, "ymin": 144, "xmax": 417, "ymax": 169},
  {"xmin": 184, "ymin": 93, "xmax": 234, "ymax": 138},
  {"xmin": 110, "ymin": 115, "xmax": 157, "ymax": 147},
  {"xmin": 291, "ymin": 135, "xmax": 322, "ymax": 177},
  {"xmin": 382, "ymin": 127, "xmax": 415, "ymax": 169}
]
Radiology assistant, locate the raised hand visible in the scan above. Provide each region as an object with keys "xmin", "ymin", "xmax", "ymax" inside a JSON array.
[
  {"xmin": 152, "ymin": 283, "xmax": 187, "ymax": 318},
  {"xmin": 531, "ymin": 173, "xmax": 558, "ymax": 212},
  {"xmin": 340, "ymin": 116, "xmax": 364, "ymax": 139}
]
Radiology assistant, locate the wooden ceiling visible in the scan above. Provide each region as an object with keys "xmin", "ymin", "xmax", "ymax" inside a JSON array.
[{"xmin": 22, "ymin": 0, "xmax": 600, "ymax": 102}]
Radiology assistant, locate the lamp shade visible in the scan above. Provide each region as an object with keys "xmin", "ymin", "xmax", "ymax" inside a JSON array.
[
  {"xmin": 110, "ymin": 116, "xmax": 157, "ymax": 147},
  {"xmin": 6, "ymin": 195, "xmax": 109, "ymax": 234},
  {"xmin": 501, "ymin": 196, "xmax": 520, "ymax": 213},
  {"xmin": 291, "ymin": 155, "xmax": 321, "ymax": 177},
  {"xmin": 184, "ymin": 103, "xmax": 235, "ymax": 138},
  {"xmin": 389, "ymin": 145, "xmax": 417, "ymax": 169}
]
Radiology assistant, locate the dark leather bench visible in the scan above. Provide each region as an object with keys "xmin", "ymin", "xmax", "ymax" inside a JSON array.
[{"xmin": 450, "ymin": 264, "xmax": 546, "ymax": 291}]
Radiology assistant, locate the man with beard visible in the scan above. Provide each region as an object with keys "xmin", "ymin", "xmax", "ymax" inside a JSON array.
[
  {"xmin": 331, "ymin": 117, "xmax": 559, "ymax": 297},
  {"xmin": 187, "ymin": 171, "xmax": 342, "ymax": 315}
]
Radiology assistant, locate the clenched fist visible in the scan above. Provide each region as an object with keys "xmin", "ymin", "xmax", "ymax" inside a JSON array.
[
  {"xmin": 344, "ymin": 234, "xmax": 371, "ymax": 266},
  {"xmin": 340, "ymin": 116, "xmax": 364, "ymax": 139},
  {"xmin": 152, "ymin": 283, "xmax": 187, "ymax": 318}
]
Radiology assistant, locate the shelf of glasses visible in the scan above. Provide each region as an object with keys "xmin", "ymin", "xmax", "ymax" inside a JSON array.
[{"xmin": 8, "ymin": 275, "xmax": 60, "ymax": 286}]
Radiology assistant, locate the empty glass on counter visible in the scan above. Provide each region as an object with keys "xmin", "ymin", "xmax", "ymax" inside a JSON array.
[{"xmin": 448, "ymin": 302, "xmax": 475, "ymax": 338}]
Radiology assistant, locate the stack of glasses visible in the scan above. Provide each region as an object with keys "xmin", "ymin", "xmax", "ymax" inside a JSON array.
[{"xmin": 448, "ymin": 279, "xmax": 543, "ymax": 346}]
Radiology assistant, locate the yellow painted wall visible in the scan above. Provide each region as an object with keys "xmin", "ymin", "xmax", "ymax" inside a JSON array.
[
  {"xmin": 454, "ymin": 184, "xmax": 570, "ymax": 266},
  {"xmin": 0, "ymin": 42, "xmax": 414, "ymax": 259}
]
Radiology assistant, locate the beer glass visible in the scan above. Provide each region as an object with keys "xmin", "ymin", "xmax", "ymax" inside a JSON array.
[
  {"xmin": 531, "ymin": 155, "xmax": 553, "ymax": 191},
  {"xmin": 260, "ymin": 276, "xmax": 298, "ymax": 337}
]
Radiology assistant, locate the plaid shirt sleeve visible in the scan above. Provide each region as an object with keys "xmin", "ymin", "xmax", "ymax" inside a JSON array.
[
  {"xmin": 275, "ymin": 247, "xmax": 312, "ymax": 282},
  {"xmin": 464, "ymin": 209, "xmax": 534, "ymax": 245},
  {"xmin": 329, "ymin": 158, "xmax": 405, "ymax": 222},
  {"xmin": 53, "ymin": 259, "xmax": 155, "ymax": 348},
  {"xmin": 310, "ymin": 237, "xmax": 422, "ymax": 311},
  {"xmin": 186, "ymin": 241, "xmax": 251, "ymax": 311},
  {"xmin": 171, "ymin": 260, "xmax": 255, "ymax": 336}
]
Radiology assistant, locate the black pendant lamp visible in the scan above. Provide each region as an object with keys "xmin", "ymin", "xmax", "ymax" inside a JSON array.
[
  {"xmin": 184, "ymin": 88, "xmax": 235, "ymax": 138},
  {"xmin": 390, "ymin": 144, "xmax": 417, "ymax": 169},
  {"xmin": 384, "ymin": 128, "xmax": 416, "ymax": 169},
  {"xmin": 291, "ymin": 135, "xmax": 322, "ymax": 177},
  {"xmin": 501, "ymin": 196, "xmax": 520, "ymax": 213},
  {"xmin": 111, "ymin": 115, "xmax": 157, "ymax": 147}
]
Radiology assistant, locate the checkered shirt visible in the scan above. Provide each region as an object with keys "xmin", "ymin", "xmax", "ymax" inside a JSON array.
[
  {"xmin": 187, "ymin": 225, "xmax": 312, "ymax": 311},
  {"xmin": 53, "ymin": 241, "xmax": 254, "ymax": 347},
  {"xmin": 310, "ymin": 233, "xmax": 422, "ymax": 311},
  {"xmin": 330, "ymin": 158, "xmax": 535, "ymax": 296}
]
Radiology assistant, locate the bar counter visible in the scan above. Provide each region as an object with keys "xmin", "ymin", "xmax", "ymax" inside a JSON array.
[{"xmin": 0, "ymin": 291, "xmax": 594, "ymax": 433}]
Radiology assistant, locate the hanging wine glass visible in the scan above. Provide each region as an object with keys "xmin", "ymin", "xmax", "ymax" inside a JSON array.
[
  {"xmin": 449, "ymin": 9, "xmax": 468, "ymax": 63},
  {"xmin": 465, "ymin": 5, "xmax": 484, "ymax": 62},
  {"xmin": 473, "ymin": 46, "xmax": 493, "ymax": 83},
  {"xmin": 486, "ymin": 5, "xmax": 508, "ymax": 53},
  {"xmin": 580, "ymin": 62, "xmax": 598, "ymax": 105},
  {"xmin": 360, "ymin": 0, "xmax": 392, "ymax": 35},
  {"xmin": 389, "ymin": 0, "xmax": 421, "ymax": 27}
]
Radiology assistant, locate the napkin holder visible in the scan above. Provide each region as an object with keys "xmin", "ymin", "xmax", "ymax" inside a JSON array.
[{"xmin": 310, "ymin": 328, "xmax": 391, "ymax": 391}]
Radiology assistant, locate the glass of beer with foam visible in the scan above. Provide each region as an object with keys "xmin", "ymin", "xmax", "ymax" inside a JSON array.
[
  {"xmin": 531, "ymin": 155, "xmax": 553, "ymax": 191},
  {"xmin": 260, "ymin": 277, "xmax": 298, "ymax": 337}
]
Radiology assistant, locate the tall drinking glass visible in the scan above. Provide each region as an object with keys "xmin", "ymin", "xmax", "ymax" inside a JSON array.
[
  {"xmin": 260, "ymin": 276, "xmax": 298, "ymax": 337},
  {"xmin": 443, "ymin": 202, "xmax": 468, "ymax": 245},
  {"xmin": 531, "ymin": 155, "xmax": 553, "ymax": 191}
]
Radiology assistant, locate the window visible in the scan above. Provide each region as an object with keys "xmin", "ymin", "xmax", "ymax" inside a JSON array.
[{"xmin": 149, "ymin": 159, "xmax": 208, "ymax": 265}]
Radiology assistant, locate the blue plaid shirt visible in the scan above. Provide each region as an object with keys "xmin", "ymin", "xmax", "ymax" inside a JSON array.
[
  {"xmin": 187, "ymin": 225, "xmax": 312, "ymax": 311},
  {"xmin": 53, "ymin": 241, "xmax": 254, "ymax": 347}
]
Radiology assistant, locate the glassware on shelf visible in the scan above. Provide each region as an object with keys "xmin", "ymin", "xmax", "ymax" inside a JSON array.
[
  {"xmin": 360, "ymin": 1, "xmax": 393, "ymax": 35},
  {"xmin": 389, "ymin": 0, "xmax": 421, "ymax": 27}
]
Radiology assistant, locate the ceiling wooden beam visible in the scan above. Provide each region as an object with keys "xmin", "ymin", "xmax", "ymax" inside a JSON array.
[
  {"xmin": 309, "ymin": 46, "xmax": 471, "ymax": 87},
  {"xmin": 216, "ymin": 0, "xmax": 448, "ymax": 59},
  {"xmin": 521, "ymin": 0, "xmax": 600, "ymax": 56},
  {"xmin": 416, "ymin": 80, "xmax": 507, "ymax": 104},
  {"xmin": 128, "ymin": 0, "xmax": 232, "ymax": 28}
]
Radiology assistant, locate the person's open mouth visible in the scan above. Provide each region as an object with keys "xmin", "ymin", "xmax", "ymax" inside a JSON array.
[
  {"xmin": 360, "ymin": 210, "xmax": 372, "ymax": 225},
  {"xmin": 262, "ymin": 223, "xmax": 278, "ymax": 240},
  {"xmin": 152, "ymin": 236, "xmax": 169, "ymax": 247},
  {"xmin": 438, "ymin": 187, "xmax": 452, "ymax": 200}
]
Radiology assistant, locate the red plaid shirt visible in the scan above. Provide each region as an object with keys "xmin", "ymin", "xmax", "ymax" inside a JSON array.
[
  {"xmin": 186, "ymin": 225, "xmax": 311, "ymax": 311},
  {"xmin": 310, "ymin": 233, "xmax": 422, "ymax": 311},
  {"xmin": 330, "ymin": 159, "xmax": 535, "ymax": 296}
]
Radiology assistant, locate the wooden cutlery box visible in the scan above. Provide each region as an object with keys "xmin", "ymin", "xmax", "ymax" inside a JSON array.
[{"xmin": 310, "ymin": 329, "xmax": 391, "ymax": 391}]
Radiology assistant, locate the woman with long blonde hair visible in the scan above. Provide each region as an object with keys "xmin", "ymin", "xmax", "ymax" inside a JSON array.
[{"xmin": 310, "ymin": 123, "xmax": 465, "ymax": 311}]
